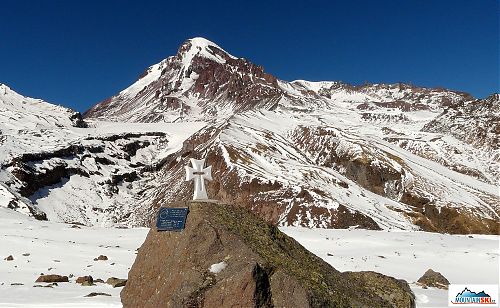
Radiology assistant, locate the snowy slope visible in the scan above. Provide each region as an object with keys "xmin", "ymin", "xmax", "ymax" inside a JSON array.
[
  {"xmin": 423, "ymin": 93, "xmax": 500, "ymax": 163},
  {"xmin": 149, "ymin": 107, "xmax": 498, "ymax": 234},
  {"xmin": 0, "ymin": 119, "xmax": 205, "ymax": 226},
  {"xmin": 0, "ymin": 84, "xmax": 206, "ymax": 225},
  {"xmin": 0, "ymin": 83, "xmax": 84, "ymax": 130}
]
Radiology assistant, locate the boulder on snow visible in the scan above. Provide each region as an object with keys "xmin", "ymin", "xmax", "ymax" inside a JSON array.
[
  {"xmin": 94, "ymin": 255, "xmax": 108, "ymax": 261},
  {"xmin": 121, "ymin": 201, "xmax": 415, "ymax": 308},
  {"xmin": 85, "ymin": 292, "xmax": 111, "ymax": 297},
  {"xmin": 76, "ymin": 275, "xmax": 94, "ymax": 286},
  {"xmin": 33, "ymin": 283, "xmax": 57, "ymax": 288},
  {"xmin": 106, "ymin": 277, "xmax": 127, "ymax": 288},
  {"xmin": 35, "ymin": 274, "xmax": 69, "ymax": 283},
  {"xmin": 4, "ymin": 255, "xmax": 14, "ymax": 261},
  {"xmin": 417, "ymin": 269, "xmax": 449, "ymax": 289}
]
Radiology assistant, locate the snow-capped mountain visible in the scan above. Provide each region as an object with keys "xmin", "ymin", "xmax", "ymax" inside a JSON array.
[
  {"xmin": 83, "ymin": 38, "xmax": 499, "ymax": 234},
  {"xmin": 85, "ymin": 38, "xmax": 474, "ymax": 125},
  {"xmin": 2, "ymin": 38, "xmax": 498, "ymax": 234},
  {"xmin": 85, "ymin": 38, "xmax": 282, "ymax": 122}
]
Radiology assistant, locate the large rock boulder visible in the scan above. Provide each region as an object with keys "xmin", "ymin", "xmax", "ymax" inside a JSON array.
[{"xmin": 122, "ymin": 201, "xmax": 415, "ymax": 307}]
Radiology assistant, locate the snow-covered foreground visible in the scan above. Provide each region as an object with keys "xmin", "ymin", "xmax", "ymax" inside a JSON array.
[
  {"xmin": 281, "ymin": 227, "xmax": 499, "ymax": 308},
  {"xmin": 1, "ymin": 208, "xmax": 498, "ymax": 307},
  {"xmin": 0, "ymin": 208, "xmax": 148, "ymax": 307}
]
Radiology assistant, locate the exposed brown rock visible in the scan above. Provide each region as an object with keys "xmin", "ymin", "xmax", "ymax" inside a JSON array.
[
  {"xmin": 94, "ymin": 255, "xmax": 108, "ymax": 261},
  {"xmin": 345, "ymin": 271, "xmax": 415, "ymax": 307},
  {"xmin": 35, "ymin": 274, "xmax": 69, "ymax": 283},
  {"xmin": 269, "ymin": 270, "xmax": 310, "ymax": 307},
  {"xmin": 106, "ymin": 277, "xmax": 127, "ymax": 288},
  {"xmin": 4, "ymin": 255, "xmax": 13, "ymax": 261},
  {"xmin": 417, "ymin": 269, "xmax": 449, "ymax": 290},
  {"xmin": 407, "ymin": 203, "xmax": 500, "ymax": 235},
  {"xmin": 121, "ymin": 201, "xmax": 415, "ymax": 308},
  {"xmin": 76, "ymin": 275, "xmax": 93, "ymax": 285}
]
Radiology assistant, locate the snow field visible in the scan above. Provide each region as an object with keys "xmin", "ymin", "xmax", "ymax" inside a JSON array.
[
  {"xmin": 0, "ymin": 208, "xmax": 148, "ymax": 307},
  {"xmin": 281, "ymin": 227, "xmax": 499, "ymax": 308}
]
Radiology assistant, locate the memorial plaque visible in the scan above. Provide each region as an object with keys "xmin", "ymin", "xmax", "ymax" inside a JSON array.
[{"xmin": 156, "ymin": 207, "xmax": 189, "ymax": 231}]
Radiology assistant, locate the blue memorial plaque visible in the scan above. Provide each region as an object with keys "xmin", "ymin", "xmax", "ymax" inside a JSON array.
[{"xmin": 156, "ymin": 207, "xmax": 189, "ymax": 231}]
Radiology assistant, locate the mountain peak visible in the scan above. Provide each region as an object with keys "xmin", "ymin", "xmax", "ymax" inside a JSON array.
[
  {"xmin": 0, "ymin": 83, "xmax": 11, "ymax": 92},
  {"xmin": 0, "ymin": 83, "xmax": 18, "ymax": 97},
  {"xmin": 185, "ymin": 37, "xmax": 224, "ymax": 51},
  {"xmin": 177, "ymin": 37, "xmax": 237, "ymax": 65}
]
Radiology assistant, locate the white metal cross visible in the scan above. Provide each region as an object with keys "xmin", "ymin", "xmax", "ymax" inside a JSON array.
[{"xmin": 185, "ymin": 158, "xmax": 212, "ymax": 200}]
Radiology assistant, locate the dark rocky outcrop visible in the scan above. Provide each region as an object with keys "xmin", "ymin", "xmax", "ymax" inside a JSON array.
[
  {"xmin": 122, "ymin": 201, "xmax": 415, "ymax": 308},
  {"xmin": 6, "ymin": 133, "xmax": 159, "ymax": 199},
  {"xmin": 69, "ymin": 112, "xmax": 88, "ymax": 128}
]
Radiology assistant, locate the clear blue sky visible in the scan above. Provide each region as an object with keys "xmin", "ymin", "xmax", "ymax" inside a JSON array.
[{"xmin": 1, "ymin": 0, "xmax": 498, "ymax": 112}]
